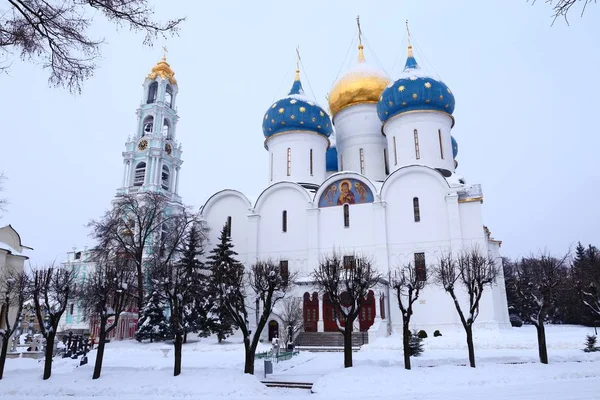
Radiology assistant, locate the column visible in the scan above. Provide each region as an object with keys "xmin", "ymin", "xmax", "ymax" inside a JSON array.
[
  {"xmin": 446, "ymin": 193, "xmax": 463, "ymax": 251},
  {"xmin": 122, "ymin": 161, "xmax": 128, "ymax": 187},
  {"xmin": 174, "ymin": 167, "xmax": 181, "ymax": 194},
  {"xmin": 374, "ymin": 291, "xmax": 382, "ymax": 321},
  {"xmin": 317, "ymin": 293, "xmax": 324, "ymax": 332}
]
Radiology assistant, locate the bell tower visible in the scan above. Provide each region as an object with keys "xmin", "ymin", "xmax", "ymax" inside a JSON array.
[{"xmin": 118, "ymin": 50, "xmax": 183, "ymax": 204}]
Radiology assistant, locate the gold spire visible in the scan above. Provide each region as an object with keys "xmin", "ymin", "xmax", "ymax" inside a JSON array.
[
  {"xmin": 147, "ymin": 47, "xmax": 176, "ymax": 84},
  {"xmin": 406, "ymin": 20, "xmax": 413, "ymax": 58},
  {"xmin": 357, "ymin": 15, "xmax": 365, "ymax": 62},
  {"xmin": 295, "ymin": 46, "xmax": 301, "ymax": 81}
]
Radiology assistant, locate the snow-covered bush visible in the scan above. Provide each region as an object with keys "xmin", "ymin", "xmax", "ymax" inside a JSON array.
[
  {"xmin": 433, "ymin": 330, "xmax": 442, "ymax": 337},
  {"xmin": 510, "ymin": 314, "xmax": 523, "ymax": 327},
  {"xmin": 417, "ymin": 330, "xmax": 427, "ymax": 339}
]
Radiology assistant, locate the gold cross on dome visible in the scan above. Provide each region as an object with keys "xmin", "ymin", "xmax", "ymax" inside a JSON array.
[{"xmin": 162, "ymin": 46, "xmax": 168, "ymax": 60}]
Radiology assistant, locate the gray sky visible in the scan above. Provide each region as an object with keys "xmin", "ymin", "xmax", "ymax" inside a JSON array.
[{"xmin": 0, "ymin": 0, "xmax": 598, "ymax": 264}]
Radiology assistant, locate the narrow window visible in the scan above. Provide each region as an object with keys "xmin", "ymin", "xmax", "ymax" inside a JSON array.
[
  {"xmin": 438, "ymin": 129, "xmax": 444, "ymax": 159},
  {"xmin": 280, "ymin": 260, "xmax": 289, "ymax": 284},
  {"xmin": 359, "ymin": 148, "xmax": 365, "ymax": 174},
  {"xmin": 69, "ymin": 304, "xmax": 74, "ymax": 315},
  {"xmin": 393, "ymin": 136, "xmax": 398, "ymax": 165},
  {"xmin": 282, "ymin": 210, "xmax": 287, "ymax": 232},
  {"xmin": 413, "ymin": 197, "xmax": 420, "ymax": 222},
  {"xmin": 74, "ymin": 252, "xmax": 82, "ymax": 260},
  {"xmin": 414, "ymin": 129, "xmax": 420, "ymax": 160},
  {"xmin": 270, "ymin": 153, "xmax": 274, "ymax": 181},
  {"xmin": 147, "ymin": 82, "xmax": 158, "ymax": 104},
  {"xmin": 287, "ymin": 148, "xmax": 291, "ymax": 176},
  {"xmin": 133, "ymin": 162, "xmax": 146, "ymax": 186},
  {"xmin": 414, "ymin": 252, "xmax": 426, "ymax": 281},
  {"xmin": 380, "ymin": 295, "xmax": 386, "ymax": 319},
  {"xmin": 383, "ymin": 149, "xmax": 389, "ymax": 175},
  {"xmin": 343, "ymin": 204, "xmax": 350, "ymax": 228},
  {"xmin": 340, "ymin": 154, "xmax": 344, "ymax": 170},
  {"xmin": 343, "ymin": 255, "xmax": 355, "ymax": 270},
  {"xmin": 161, "ymin": 165, "xmax": 170, "ymax": 190},
  {"xmin": 226, "ymin": 216, "xmax": 232, "ymax": 238},
  {"xmin": 165, "ymin": 85, "xmax": 173, "ymax": 108},
  {"xmin": 309, "ymin": 149, "xmax": 313, "ymax": 176},
  {"xmin": 162, "ymin": 119, "xmax": 171, "ymax": 139}
]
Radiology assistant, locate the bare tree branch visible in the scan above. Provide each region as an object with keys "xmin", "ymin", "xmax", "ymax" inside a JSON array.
[
  {"xmin": 0, "ymin": 268, "xmax": 29, "ymax": 379},
  {"xmin": 532, "ymin": 0, "xmax": 596, "ymax": 25}
]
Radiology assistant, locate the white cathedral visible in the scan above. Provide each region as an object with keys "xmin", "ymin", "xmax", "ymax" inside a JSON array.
[{"xmin": 63, "ymin": 27, "xmax": 511, "ymax": 342}]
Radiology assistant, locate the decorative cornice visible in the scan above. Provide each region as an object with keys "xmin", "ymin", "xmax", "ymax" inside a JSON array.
[{"xmin": 458, "ymin": 196, "xmax": 483, "ymax": 204}]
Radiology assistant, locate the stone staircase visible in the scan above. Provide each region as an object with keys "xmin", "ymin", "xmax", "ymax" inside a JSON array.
[{"xmin": 294, "ymin": 332, "xmax": 368, "ymax": 350}]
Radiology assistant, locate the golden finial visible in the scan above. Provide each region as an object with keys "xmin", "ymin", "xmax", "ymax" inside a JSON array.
[
  {"xmin": 357, "ymin": 15, "xmax": 365, "ymax": 62},
  {"xmin": 162, "ymin": 45, "xmax": 168, "ymax": 61},
  {"xmin": 405, "ymin": 20, "xmax": 413, "ymax": 58},
  {"xmin": 295, "ymin": 46, "xmax": 301, "ymax": 81}
]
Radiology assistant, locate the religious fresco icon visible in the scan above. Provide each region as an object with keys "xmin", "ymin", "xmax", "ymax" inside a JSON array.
[{"xmin": 318, "ymin": 178, "xmax": 374, "ymax": 207}]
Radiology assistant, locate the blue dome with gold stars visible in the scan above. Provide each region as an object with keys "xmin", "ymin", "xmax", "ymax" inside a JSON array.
[
  {"xmin": 451, "ymin": 136, "xmax": 458, "ymax": 158},
  {"xmin": 263, "ymin": 71, "xmax": 332, "ymax": 138},
  {"xmin": 377, "ymin": 47, "xmax": 455, "ymax": 124}
]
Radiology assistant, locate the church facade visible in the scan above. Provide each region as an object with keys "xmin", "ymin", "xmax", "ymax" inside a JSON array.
[{"xmin": 199, "ymin": 39, "xmax": 511, "ymax": 340}]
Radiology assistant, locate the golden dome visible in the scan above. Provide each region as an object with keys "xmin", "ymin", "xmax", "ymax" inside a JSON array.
[
  {"xmin": 328, "ymin": 45, "xmax": 389, "ymax": 118},
  {"xmin": 147, "ymin": 56, "xmax": 177, "ymax": 84}
]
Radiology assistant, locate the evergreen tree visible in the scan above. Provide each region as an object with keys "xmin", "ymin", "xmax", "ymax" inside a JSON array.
[
  {"xmin": 409, "ymin": 330, "xmax": 424, "ymax": 357},
  {"xmin": 135, "ymin": 290, "xmax": 172, "ymax": 343},
  {"xmin": 207, "ymin": 224, "xmax": 240, "ymax": 343},
  {"xmin": 177, "ymin": 224, "xmax": 213, "ymax": 342},
  {"xmin": 583, "ymin": 335, "xmax": 599, "ymax": 353}
]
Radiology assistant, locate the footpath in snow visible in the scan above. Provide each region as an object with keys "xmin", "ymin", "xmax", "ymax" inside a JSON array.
[{"xmin": 1, "ymin": 325, "xmax": 599, "ymax": 399}]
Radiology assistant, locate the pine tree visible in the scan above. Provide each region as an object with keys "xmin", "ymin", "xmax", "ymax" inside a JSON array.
[
  {"xmin": 207, "ymin": 224, "xmax": 241, "ymax": 343},
  {"xmin": 583, "ymin": 335, "xmax": 598, "ymax": 352},
  {"xmin": 409, "ymin": 330, "xmax": 424, "ymax": 357},
  {"xmin": 177, "ymin": 224, "xmax": 213, "ymax": 342},
  {"xmin": 135, "ymin": 290, "xmax": 172, "ymax": 343}
]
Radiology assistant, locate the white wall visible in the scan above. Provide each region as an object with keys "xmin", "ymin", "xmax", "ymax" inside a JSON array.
[
  {"xmin": 383, "ymin": 111, "xmax": 455, "ymax": 175},
  {"xmin": 334, "ymin": 104, "xmax": 388, "ymax": 181},
  {"xmin": 266, "ymin": 132, "xmax": 328, "ymax": 185}
]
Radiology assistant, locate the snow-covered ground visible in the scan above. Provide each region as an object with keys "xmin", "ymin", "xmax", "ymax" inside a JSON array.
[{"xmin": 2, "ymin": 325, "xmax": 599, "ymax": 399}]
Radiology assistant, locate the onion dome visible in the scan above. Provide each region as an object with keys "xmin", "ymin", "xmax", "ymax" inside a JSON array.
[
  {"xmin": 147, "ymin": 56, "xmax": 177, "ymax": 84},
  {"xmin": 451, "ymin": 136, "xmax": 458, "ymax": 158},
  {"xmin": 326, "ymin": 145, "xmax": 338, "ymax": 172},
  {"xmin": 262, "ymin": 70, "xmax": 333, "ymax": 138},
  {"xmin": 328, "ymin": 45, "xmax": 390, "ymax": 119},
  {"xmin": 377, "ymin": 45, "xmax": 455, "ymax": 123}
]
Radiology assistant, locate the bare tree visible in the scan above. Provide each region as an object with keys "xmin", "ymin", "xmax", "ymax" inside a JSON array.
[
  {"xmin": 0, "ymin": 268, "xmax": 29, "ymax": 379},
  {"xmin": 532, "ymin": 0, "xmax": 596, "ymax": 24},
  {"xmin": 435, "ymin": 248, "xmax": 499, "ymax": 368},
  {"xmin": 0, "ymin": 0, "xmax": 184, "ymax": 93},
  {"xmin": 79, "ymin": 254, "xmax": 137, "ymax": 379},
  {"xmin": 391, "ymin": 262, "xmax": 427, "ymax": 370},
  {"xmin": 219, "ymin": 259, "xmax": 293, "ymax": 375},
  {"xmin": 512, "ymin": 253, "xmax": 568, "ymax": 364},
  {"xmin": 276, "ymin": 297, "xmax": 303, "ymax": 349},
  {"xmin": 149, "ymin": 213, "xmax": 207, "ymax": 377},
  {"xmin": 312, "ymin": 252, "xmax": 382, "ymax": 368},
  {"xmin": 89, "ymin": 192, "xmax": 176, "ymax": 314},
  {"xmin": 31, "ymin": 265, "xmax": 75, "ymax": 379}
]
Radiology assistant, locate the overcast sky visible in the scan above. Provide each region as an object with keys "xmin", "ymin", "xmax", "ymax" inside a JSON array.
[{"xmin": 0, "ymin": 0, "xmax": 598, "ymax": 265}]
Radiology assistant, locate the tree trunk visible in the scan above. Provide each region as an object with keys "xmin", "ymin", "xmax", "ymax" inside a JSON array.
[
  {"xmin": 93, "ymin": 326, "xmax": 107, "ymax": 380},
  {"xmin": 465, "ymin": 324, "xmax": 476, "ymax": 368},
  {"xmin": 402, "ymin": 322, "xmax": 411, "ymax": 370},
  {"xmin": 174, "ymin": 333, "xmax": 182, "ymax": 376},
  {"xmin": 137, "ymin": 267, "xmax": 144, "ymax": 315},
  {"xmin": 536, "ymin": 322, "xmax": 548, "ymax": 364},
  {"xmin": 343, "ymin": 325, "xmax": 353, "ymax": 368},
  {"xmin": 0, "ymin": 333, "xmax": 10, "ymax": 379},
  {"xmin": 183, "ymin": 332, "xmax": 187, "ymax": 344},
  {"xmin": 244, "ymin": 347, "xmax": 255, "ymax": 374},
  {"xmin": 43, "ymin": 332, "xmax": 56, "ymax": 380},
  {"xmin": 218, "ymin": 333, "xmax": 223, "ymax": 344}
]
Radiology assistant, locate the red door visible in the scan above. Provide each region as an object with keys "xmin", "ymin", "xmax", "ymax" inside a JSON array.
[
  {"xmin": 359, "ymin": 290, "xmax": 376, "ymax": 332},
  {"xmin": 303, "ymin": 292, "xmax": 319, "ymax": 332}
]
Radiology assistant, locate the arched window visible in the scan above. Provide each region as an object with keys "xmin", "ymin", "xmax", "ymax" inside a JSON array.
[
  {"xmin": 143, "ymin": 116, "xmax": 154, "ymax": 135},
  {"xmin": 414, "ymin": 252, "xmax": 426, "ymax": 282},
  {"xmin": 393, "ymin": 136, "xmax": 398, "ymax": 165},
  {"xmin": 162, "ymin": 119, "xmax": 171, "ymax": 139},
  {"xmin": 359, "ymin": 148, "xmax": 365, "ymax": 174},
  {"xmin": 413, "ymin": 197, "xmax": 420, "ymax": 222},
  {"xmin": 226, "ymin": 216, "xmax": 232, "ymax": 237},
  {"xmin": 383, "ymin": 149, "xmax": 389, "ymax": 175},
  {"xmin": 165, "ymin": 85, "xmax": 173, "ymax": 108},
  {"xmin": 309, "ymin": 149, "xmax": 313, "ymax": 176},
  {"xmin": 161, "ymin": 165, "xmax": 170, "ymax": 190},
  {"xmin": 343, "ymin": 204, "xmax": 350, "ymax": 228},
  {"xmin": 133, "ymin": 162, "xmax": 146, "ymax": 186},
  {"xmin": 282, "ymin": 210, "xmax": 287, "ymax": 232},
  {"xmin": 287, "ymin": 148, "xmax": 291, "ymax": 176},
  {"xmin": 438, "ymin": 129, "xmax": 444, "ymax": 159},
  {"xmin": 147, "ymin": 82, "xmax": 158, "ymax": 104}
]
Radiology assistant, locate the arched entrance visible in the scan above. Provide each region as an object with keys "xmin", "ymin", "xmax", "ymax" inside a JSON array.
[
  {"xmin": 303, "ymin": 292, "xmax": 319, "ymax": 332},
  {"xmin": 359, "ymin": 290, "xmax": 376, "ymax": 332},
  {"xmin": 268, "ymin": 320, "xmax": 279, "ymax": 341}
]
